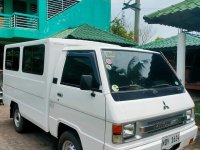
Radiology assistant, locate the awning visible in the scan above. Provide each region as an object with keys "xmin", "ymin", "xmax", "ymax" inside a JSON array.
[
  {"xmin": 138, "ymin": 33, "xmax": 200, "ymax": 51},
  {"xmin": 52, "ymin": 24, "xmax": 137, "ymax": 47},
  {"xmin": 144, "ymin": 0, "xmax": 200, "ymax": 32}
]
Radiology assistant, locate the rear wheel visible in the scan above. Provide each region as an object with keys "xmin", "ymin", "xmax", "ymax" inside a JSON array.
[
  {"xmin": 58, "ymin": 131, "xmax": 82, "ymax": 150},
  {"xmin": 13, "ymin": 105, "xmax": 27, "ymax": 133}
]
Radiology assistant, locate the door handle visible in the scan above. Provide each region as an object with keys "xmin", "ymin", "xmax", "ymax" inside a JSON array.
[{"xmin": 57, "ymin": 93, "xmax": 63, "ymax": 98}]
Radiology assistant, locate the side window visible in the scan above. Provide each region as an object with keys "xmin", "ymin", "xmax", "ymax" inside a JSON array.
[
  {"xmin": 61, "ymin": 52, "xmax": 100, "ymax": 89},
  {"xmin": 0, "ymin": 46, "xmax": 4, "ymax": 70},
  {"xmin": 30, "ymin": 4, "xmax": 37, "ymax": 14},
  {"xmin": 5, "ymin": 47, "xmax": 20, "ymax": 71},
  {"xmin": 22, "ymin": 44, "xmax": 45, "ymax": 75}
]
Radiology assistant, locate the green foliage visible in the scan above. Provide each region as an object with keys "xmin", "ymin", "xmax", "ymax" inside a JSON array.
[
  {"xmin": 195, "ymin": 103, "xmax": 200, "ymax": 125},
  {"xmin": 155, "ymin": 37, "xmax": 163, "ymax": 42},
  {"xmin": 195, "ymin": 103, "xmax": 200, "ymax": 114},
  {"xmin": 111, "ymin": 18, "xmax": 134, "ymax": 41}
]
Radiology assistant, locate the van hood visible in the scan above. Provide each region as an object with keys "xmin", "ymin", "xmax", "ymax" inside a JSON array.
[{"xmin": 106, "ymin": 92, "xmax": 194, "ymax": 123}]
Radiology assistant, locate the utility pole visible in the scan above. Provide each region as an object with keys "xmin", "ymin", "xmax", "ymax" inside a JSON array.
[
  {"xmin": 123, "ymin": 0, "xmax": 141, "ymax": 44},
  {"xmin": 121, "ymin": 0, "xmax": 126, "ymax": 26}
]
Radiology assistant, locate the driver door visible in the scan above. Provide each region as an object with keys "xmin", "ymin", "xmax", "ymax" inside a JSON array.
[{"xmin": 49, "ymin": 50, "xmax": 106, "ymax": 150}]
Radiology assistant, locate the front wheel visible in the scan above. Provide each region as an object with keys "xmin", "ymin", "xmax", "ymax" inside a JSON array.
[
  {"xmin": 58, "ymin": 131, "xmax": 82, "ymax": 150},
  {"xmin": 13, "ymin": 105, "xmax": 27, "ymax": 133}
]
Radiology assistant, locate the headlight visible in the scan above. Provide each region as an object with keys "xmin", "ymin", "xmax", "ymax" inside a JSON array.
[
  {"xmin": 123, "ymin": 123, "xmax": 136, "ymax": 139},
  {"xmin": 112, "ymin": 123, "xmax": 136, "ymax": 144},
  {"xmin": 186, "ymin": 109, "xmax": 194, "ymax": 123}
]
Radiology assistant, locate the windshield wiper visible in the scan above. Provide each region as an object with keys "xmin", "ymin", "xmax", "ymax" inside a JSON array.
[
  {"xmin": 119, "ymin": 84, "xmax": 144, "ymax": 90},
  {"xmin": 151, "ymin": 84, "xmax": 173, "ymax": 88}
]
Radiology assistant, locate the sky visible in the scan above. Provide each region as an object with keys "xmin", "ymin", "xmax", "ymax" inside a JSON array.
[{"xmin": 111, "ymin": 0, "xmax": 184, "ymax": 41}]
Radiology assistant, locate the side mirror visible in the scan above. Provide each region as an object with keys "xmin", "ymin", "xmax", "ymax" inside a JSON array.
[{"xmin": 80, "ymin": 75, "xmax": 93, "ymax": 91}]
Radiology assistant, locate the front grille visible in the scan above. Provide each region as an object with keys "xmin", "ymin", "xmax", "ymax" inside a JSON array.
[
  {"xmin": 140, "ymin": 114, "xmax": 187, "ymax": 134},
  {"xmin": 122, "ymin": 112, "xmax": 191, "ymax": 143}
]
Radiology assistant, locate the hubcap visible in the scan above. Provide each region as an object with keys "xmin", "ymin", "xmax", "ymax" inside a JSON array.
[
  {"xmin": 62, "ymin": 140, "xmax": 76, "ymax": 150},
  {"xmin": 14, "ymin": 109, "xmax": 21, "ymax": 127}
]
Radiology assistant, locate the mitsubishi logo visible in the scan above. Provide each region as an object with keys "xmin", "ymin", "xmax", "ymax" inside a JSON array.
[{"xmin": 163, "ymin": 101, "xmax": 170, "ymax": 110}]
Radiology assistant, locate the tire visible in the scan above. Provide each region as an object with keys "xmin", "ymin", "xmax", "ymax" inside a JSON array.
[
  {"xmin": 58, "ymin": 131, "xmax": 82, "ymax": 150},
  {"xmin": 13, "ymin": 105, "xmax": 27, "ymax": 133}
]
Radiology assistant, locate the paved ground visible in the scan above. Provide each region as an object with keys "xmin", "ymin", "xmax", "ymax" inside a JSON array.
[
  {"xmin": 0, "ymin": 105, "xmax": 56, "ymax": 150},
  {"xmin": 0, "ymin": 105, "xmax": 199, "ymax": 150},
  {"xmin": 184, "ymin": 133, "xmax": 200, "ymax": 150}
]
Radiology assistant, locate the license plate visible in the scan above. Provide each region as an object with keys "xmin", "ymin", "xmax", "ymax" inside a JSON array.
[{"xmin": 162, "ymin": 133, "xmax": 180, "ymax": 149}]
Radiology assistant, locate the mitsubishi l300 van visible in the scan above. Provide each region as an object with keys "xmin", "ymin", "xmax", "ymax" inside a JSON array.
[{"xmin": 3, "ymin": 39, "xmax": 197, "ymax": 150}]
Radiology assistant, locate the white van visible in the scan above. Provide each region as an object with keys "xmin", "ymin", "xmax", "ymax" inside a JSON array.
[{"xmin": 3, "ymin": 38, "xmax": 197, "ymax": 150}]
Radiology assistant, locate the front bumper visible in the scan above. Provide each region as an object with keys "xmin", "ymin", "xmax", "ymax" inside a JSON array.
[
  {"xmin": 105, "ymin": 124, "xmax": 198, "ymax": 150},
  {"xmin": 130, "ymin": 125, "xmax": 197, "ymax": 150}
]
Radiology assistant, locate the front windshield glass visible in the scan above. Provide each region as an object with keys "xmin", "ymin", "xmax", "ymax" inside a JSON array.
[{"xmin": 102, "ymin": 50, "xmax": 182, "ymax": 93}]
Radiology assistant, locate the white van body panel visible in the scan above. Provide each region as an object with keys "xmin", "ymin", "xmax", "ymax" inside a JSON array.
[
  {"xmin": 3, "ymin": 38, "xmax": 197, "ymax": 150},
  {"xmin": 49, "ymin": 85, "xmax": 106, "ymax": 149},
  {"xmin": 48, "ymin": 47, "xmax": 109, "ymax": 149},
  {"xmin": 105, "ymin": 92, "xmax": 194, "ymax": 124},
  {"xmin": 3, "ymin": 39, "xmax": 119, "ymax": 132},
  {"xmin": 104, "ymin": 122, "xmax": 197, "ymax": 150},
  {"xmin": 103, "ymin": 92, "xmax": 196, "ymax": 149}
]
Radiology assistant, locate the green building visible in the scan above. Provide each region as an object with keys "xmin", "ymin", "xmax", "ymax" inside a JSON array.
[
  {"xmin": 0, "ymin": 0, "xmax": 111, "ymax": 69},
  {"xmin": 0, "ymin": 0, "xmax": 111, "ymax": 39}
]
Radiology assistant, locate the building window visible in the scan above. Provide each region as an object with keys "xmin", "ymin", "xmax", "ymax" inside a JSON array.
[
  {"xmin": 0, "ymin": 0, "xmax": 4, "ymax": 13},
  {"xmin": 47, "ymin": 0, "xmax": 80, "ymax": 19},
  {"xmin": 5, "ymin": 47, "xmax": 20, "ymax": 71},
  {"xmin": 13, "ymin": 1, "xmax": 27, "ymax": 13},
  {"xmin": 30, "ymin": 4, "xmax": 37, "ymax": 14},
  {"xmin": 22, "ymin": 45, "xmax": 45, "ymax": 75}
]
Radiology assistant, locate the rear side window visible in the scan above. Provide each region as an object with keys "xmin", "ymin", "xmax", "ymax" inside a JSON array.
[
  {"xmin": 22, "ymin": 44, "xmax": 45, "ymax": 75},
  {"xmin": 0, "ymin": 46, "xmax": 4, "ymax": 70},
  {"xmin": 5, "ymin": 47, "xmax": 20, "ymax": 71},
  {"xmin": 61, "ymin": 51, "xmax": 100, "ymax": 89}
]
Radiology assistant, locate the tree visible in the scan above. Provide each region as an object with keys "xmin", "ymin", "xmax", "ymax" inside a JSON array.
[
  {"xmin": 155, "ymin": 37, "xmax": 164, "ymax": 42},
  {"xmin": 139, "ymin": 25, "xmax": 156, "ymax": 44},
  {"xmin": 111, "ymin": 18, "xmax": 156, "ymax": 44},
  {"xmin": 111, "ymin": 18, "xmax": 134, "ymax": 41}
]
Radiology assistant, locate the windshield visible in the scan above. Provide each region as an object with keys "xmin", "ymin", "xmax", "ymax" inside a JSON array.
[{"xmin": 102, "ymin": 50, "xmax": 183, "ymax": 99}]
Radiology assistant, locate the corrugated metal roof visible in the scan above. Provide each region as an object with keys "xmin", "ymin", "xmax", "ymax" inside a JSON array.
[
  {"xmin": 144, "ymin": 0, "xmax": 200, "ymax": 32},
  {"xmin": 138, "ymin": 33, "xmax": 200, "ymax": 51},
  {"xmin": 52, "ymin": 24, "xmax": 137, "ymax": 47}
]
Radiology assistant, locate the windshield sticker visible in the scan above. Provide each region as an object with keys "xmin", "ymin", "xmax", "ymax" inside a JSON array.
[
  {"xmin": 106, "ymin": 58, "xmax": 112, "ymax": 65},
  {"xmin": 105, "ymin": 51, "xmax": 115, "ymax": 58},
  {"xmin": 112, "ymin": 85, "xmax": 119, "ymax": 92},
  {"xmin": 175, "ymin": 81, "xmax": 179, "ymax": 85},
  {"xmin": 106, "ymin": 64, "xmax": 112, "ymax": 70}
]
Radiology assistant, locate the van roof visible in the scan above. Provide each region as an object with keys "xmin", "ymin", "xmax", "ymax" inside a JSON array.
[
  {"xmin": 62, "ymin": 45, "xmax": 159, "ymax": 54},
  {"xmin": 4, "ymin": 38, "xmax": 121, "ymax": 48},
  {"xmin": 4, "ymin": 38, "xmax": 158, "ymax": 54}
]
